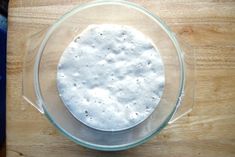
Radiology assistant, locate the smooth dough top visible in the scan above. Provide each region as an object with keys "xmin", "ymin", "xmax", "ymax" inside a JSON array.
[{"xmin": 57, "ymin": 24, "xmax": 165, "ymax": 131}]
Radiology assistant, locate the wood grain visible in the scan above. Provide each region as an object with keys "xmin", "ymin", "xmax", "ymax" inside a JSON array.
[{"xmin": 7, "ymin": 0, "xmax": 235, "ymax": 157}]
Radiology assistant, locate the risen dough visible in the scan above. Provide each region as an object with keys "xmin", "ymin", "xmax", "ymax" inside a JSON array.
[{"xmin": 57, "ymin": 24, "xmax": 165, "ymax": 131}]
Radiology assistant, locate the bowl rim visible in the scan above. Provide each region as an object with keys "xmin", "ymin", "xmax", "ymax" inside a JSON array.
[{"xmin": 33, "ymin": 0, "xmax": 185, "ymax": 151}]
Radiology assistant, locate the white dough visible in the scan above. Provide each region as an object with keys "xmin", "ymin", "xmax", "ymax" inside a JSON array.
[{"xmin": 57, "ymin": 24, "xmax": 165, "ymax": 131}]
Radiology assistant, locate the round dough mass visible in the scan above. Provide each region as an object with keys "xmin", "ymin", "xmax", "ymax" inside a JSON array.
[{"xmin": 57, "ymin": 24, "xmax": 165, "ymax": 131}]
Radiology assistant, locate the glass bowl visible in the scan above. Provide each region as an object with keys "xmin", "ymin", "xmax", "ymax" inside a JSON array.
[{"xmin": 23, "ymin": 0, "xmax": 188, "ymax": 151}]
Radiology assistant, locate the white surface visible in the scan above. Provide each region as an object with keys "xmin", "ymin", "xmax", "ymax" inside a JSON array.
[{"xmin": 57, "ymin": 24, "xmax": 165, "ymax": 131}]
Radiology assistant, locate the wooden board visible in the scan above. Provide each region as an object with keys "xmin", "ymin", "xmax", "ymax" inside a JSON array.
[{"xmin": 7, "ymin": 0, "xmax": 235, "ymax": 157}]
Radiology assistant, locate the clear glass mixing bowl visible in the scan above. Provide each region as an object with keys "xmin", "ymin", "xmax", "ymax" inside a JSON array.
[{"xmin": 23, "ymin": 0, "xmax": 194, "ymax": 151}]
